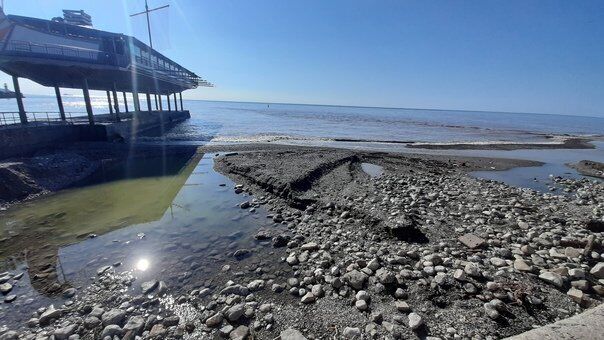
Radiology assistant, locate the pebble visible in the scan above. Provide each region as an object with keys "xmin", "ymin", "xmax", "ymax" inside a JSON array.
[{"xmin": 408, "ymin": 312, "xmax": 424, "ymax": 330}]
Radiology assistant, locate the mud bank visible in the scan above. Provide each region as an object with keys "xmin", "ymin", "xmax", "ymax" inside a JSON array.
[{"xmin": 0, "ymin": 142, "xmax": 198, "ymax": 209}]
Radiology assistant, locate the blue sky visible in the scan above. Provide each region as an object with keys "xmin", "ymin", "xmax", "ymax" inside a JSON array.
[{"xmin": 1, "ymin": 0, "xmax": 603, "ymax": 116}]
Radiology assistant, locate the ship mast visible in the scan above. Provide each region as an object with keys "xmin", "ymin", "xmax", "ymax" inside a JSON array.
[{"xmin": 130, "ymin": 0, "xmax": 169, "ymax": 49}]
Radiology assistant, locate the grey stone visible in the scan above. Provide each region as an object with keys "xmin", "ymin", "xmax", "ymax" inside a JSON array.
[
  {"xmin": 102, "ymin": 308, "xmax": 126, "ymax": 326},
  {"xmin": 458, "ymin": 233, "xmax": 486, "ymax": 249},
  {"xmin": 280, "ymin": 328, "xmax": 307, "ymax": 340}
]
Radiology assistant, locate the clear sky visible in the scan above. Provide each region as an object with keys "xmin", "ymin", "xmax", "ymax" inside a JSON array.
[{"xmin": 1, "ymin": 1, "xmax": 603, "ymax": 117}]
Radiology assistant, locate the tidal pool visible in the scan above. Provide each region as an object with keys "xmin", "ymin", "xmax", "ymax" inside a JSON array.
[{"xmin": 0, "ymin": 152, "xmax": 286, "ymax": 329}]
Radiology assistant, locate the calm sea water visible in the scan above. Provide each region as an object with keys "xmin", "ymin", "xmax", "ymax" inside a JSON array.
[{"xmin": 1, "ymin": 95, "xmax": 603, "ymax": 143}]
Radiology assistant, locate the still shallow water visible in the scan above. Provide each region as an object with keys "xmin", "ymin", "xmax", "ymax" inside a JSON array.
[{"xmin": 0, "ymin": 153, "xmax": 284, "ymax": 328}]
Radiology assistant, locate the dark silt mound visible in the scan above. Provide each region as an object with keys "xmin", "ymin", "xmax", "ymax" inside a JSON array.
[{"xmin": 568, "ymin": 160, "xmax": 604, "ymax": 179}]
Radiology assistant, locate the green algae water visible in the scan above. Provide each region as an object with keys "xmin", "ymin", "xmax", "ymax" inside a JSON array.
[{"xmin": 0, "ymin": 153, "xmax": 283, "ymax": 329}]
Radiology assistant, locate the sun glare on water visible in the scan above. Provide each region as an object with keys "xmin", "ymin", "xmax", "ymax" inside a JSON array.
[{"xmin": 136, "ymin": 258, "xmax": 150, "ymax": 271}]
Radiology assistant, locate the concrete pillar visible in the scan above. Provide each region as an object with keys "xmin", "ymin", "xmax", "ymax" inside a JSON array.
[
  {"xmin": 132, "ymin": 90, "xmax": 141, "ymax": 112},
  {"xmin": 12, "ymin": 76, "xmax": 27, "ymax": 124},
  {"xmin": 54, "ymin": 86, "xmax": 66, "ymax": 121},
  {"xmin": 146, "ymin": 93, "xmax": 152, "ymax": 112},
  {"xmin": 106, "ymin": 91, "xmax": 114, "ymax": 115},
  {"xmin": 173, "ymin": 93, "xmax": 178, "ymax": 111},
  {"xmin": 123, "ymin": 92, "xmax": 129, "ymax": 113},
  {"xmin": 112, "ymin": 84, "xmax": 121, "ymax": 122},
  {"xmin": 159, "ymin": 94, "xmax": 163, "ymax": 111},
  {"xmin": 179, "ymin": 92, "xmax": 183, "ymax": 110},
  {"xmin": 154, "ymin": 94, "xmax": 159, "ymax": 110},
  {"xmin": 167, "ymin": 93, "xmax": 171, "ymax": 112},
  {"xmin": 82, "ymin": 78, "xmax": 94, "ymax": 125}
]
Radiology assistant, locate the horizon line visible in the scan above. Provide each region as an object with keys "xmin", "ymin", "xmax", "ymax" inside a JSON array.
[{"xmin": 24, "ymin": 94, "xmax": 603, "ymax": 119}]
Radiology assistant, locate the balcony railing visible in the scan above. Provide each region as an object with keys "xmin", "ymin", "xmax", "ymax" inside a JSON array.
[{"xmin": 0, "ymin": 111, "xmax": 83, "ymax": 126}]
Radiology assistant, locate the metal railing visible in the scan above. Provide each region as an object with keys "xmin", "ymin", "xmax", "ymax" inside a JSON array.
[
  {"xmin": 0, "ymin": 111, "xmax": 84, "ymax": 126},
  {"xmin": 2, "ymin": 39, "xmax": 100, "ymax": 60},
  {"xmin": 0, "ymin": 40, "xmax": 129, "ymax": 66}
]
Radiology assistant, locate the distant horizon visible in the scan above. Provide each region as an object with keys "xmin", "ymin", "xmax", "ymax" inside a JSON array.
[{"xmin": 19, "ymin": 93, "xmax": 604, "ymax": 120}]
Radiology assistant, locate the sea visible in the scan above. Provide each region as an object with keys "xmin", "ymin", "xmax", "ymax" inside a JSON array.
[
  {"xmin": 1, "ymin": 94, "xmax": 603, "ymax": 192},
  {"xmin": 1, "ymin": 95, "xmax": 603, "ymax": 144}
]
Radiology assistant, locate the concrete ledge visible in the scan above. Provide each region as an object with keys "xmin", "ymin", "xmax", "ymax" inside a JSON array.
[
  {"xmin": 0, "ymin": 110, "xmax": 190, "ymax": 159},
  {"xmin": 505, "ymin": 304, "xmax": 604, "ymax": 340}
]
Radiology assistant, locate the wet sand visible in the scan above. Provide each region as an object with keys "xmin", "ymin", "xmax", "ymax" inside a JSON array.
[{"xmin": 406, "ymin": 136, "xmax": 595, "ymax": 150}]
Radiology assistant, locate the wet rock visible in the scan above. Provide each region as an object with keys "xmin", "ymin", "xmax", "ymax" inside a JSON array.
[
  {"xmin": 272, "ymin": 235, "xmax": 290, "ymax": 247},
  {"xmin": 220, "ymin": 284, "xmax": 249, "ymax": 296},
  {"xmin": 149, "ymin": 324, "xmax": 166, "ymax": 338},
  {"xmin": 54, "ymin": 324, "xmax": 77, "ymax": 340},
  {"xmin": 101, "ymin": 325, "xmax": 123, "ymax": 338},
  {"xmin": 2, "ymin": 294, "xmax": 15, "ymax": 303},
  {"xmin": 39, "ymin": 305, "xmax": 63, "ymax": 326},
  {"xmin": 84, "ymin": 316, "xmax": 101, "ymax": 329},
  {"xmin": 220, "ymin": 325, "xmax": 234, "ymax": 337},
  {"xmin": 0, "ymin": 282, "xmax": 12, "ymax": 294},
  {"xmin": 163, "ymin": 315, "xmax": 180, "ymax": 327},
  {"xmin": 141, "ymin": 280, "xmax": 158, "ymax": 294},
  {"xmin": 157, "ymin": 281, "xmax": 168, "ymax": 296},
  {"xmin": 96, "ymin": 266, "xmax": 111, "ymax": 275},
  {"xmin": 226, "ymin": 304, "xmax": 245, "ymax": 322},
  {"xmin": 0, "ymin": 331, "xmax": 18, "ymax": 340},
  {"xmin": 102, "ymin": 308, "xmax": 126, "ymax": 326},
  {"xmin": 234, "ymin": 248, "xmax": 251, "ymax": 260},
  {"xmin": 205, "ymin": 313, "xmax": 223, "ymax": 327},
  {"xmin": 62, "ymin": 287, "xmax": 76, "ymax": 298}
]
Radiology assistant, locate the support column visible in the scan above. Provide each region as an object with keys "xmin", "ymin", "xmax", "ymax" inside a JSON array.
[
  {"xmin": 54, "ymin": 86, "xmax": 66, "ymax": 121},
  {"xmin": 112, "ymin": 84, "xmax": 121, "ymax": 122},
  {"xmin": 179, "ymin": 92, "xmax": 183, "ymax": 110},
  {"xmin": 146, "ymin": 93, "xmax": 152, "ymax": 112},
  {"xmin": 82, "ymin": 78, "xmax": 94, "ymax": 125},
  {"xmin": 154, "ymin": 94, "xmax": 159, "ymax": 110},
  {"xmin": 123, "ymin": 92, "xmax": 129, "ymax": 113},
  {"xmin": 132, "ymin": 90, "xmax": 141, "ymax": 112},
  {"xmin": 167, "ymin": 94, "xmax": 171, "ymax": 111},
  {"xmin": 12, "ymin": 76, "xmax": 27, "ymax": 124},
  {"xmin": 159, "ymin": 94, "xmax": 163, "ymax": 111},
  {"xmin": 106, "ymin": 91, "xmax": 114, "ymax": 115},
  {"xmin": 173, "ymin": 93, "xmax": 178, "ymax": 111}
]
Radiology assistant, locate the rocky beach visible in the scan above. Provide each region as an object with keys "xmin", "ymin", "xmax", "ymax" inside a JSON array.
[{"xmin": 1, "ymin": 144, "xmax": 602, "ymax": 339}]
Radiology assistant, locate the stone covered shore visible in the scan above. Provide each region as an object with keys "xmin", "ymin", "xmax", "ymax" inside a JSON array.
[{"xmin": 1, "ymin": 145, "xmax": 603, "ymax": 339}]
